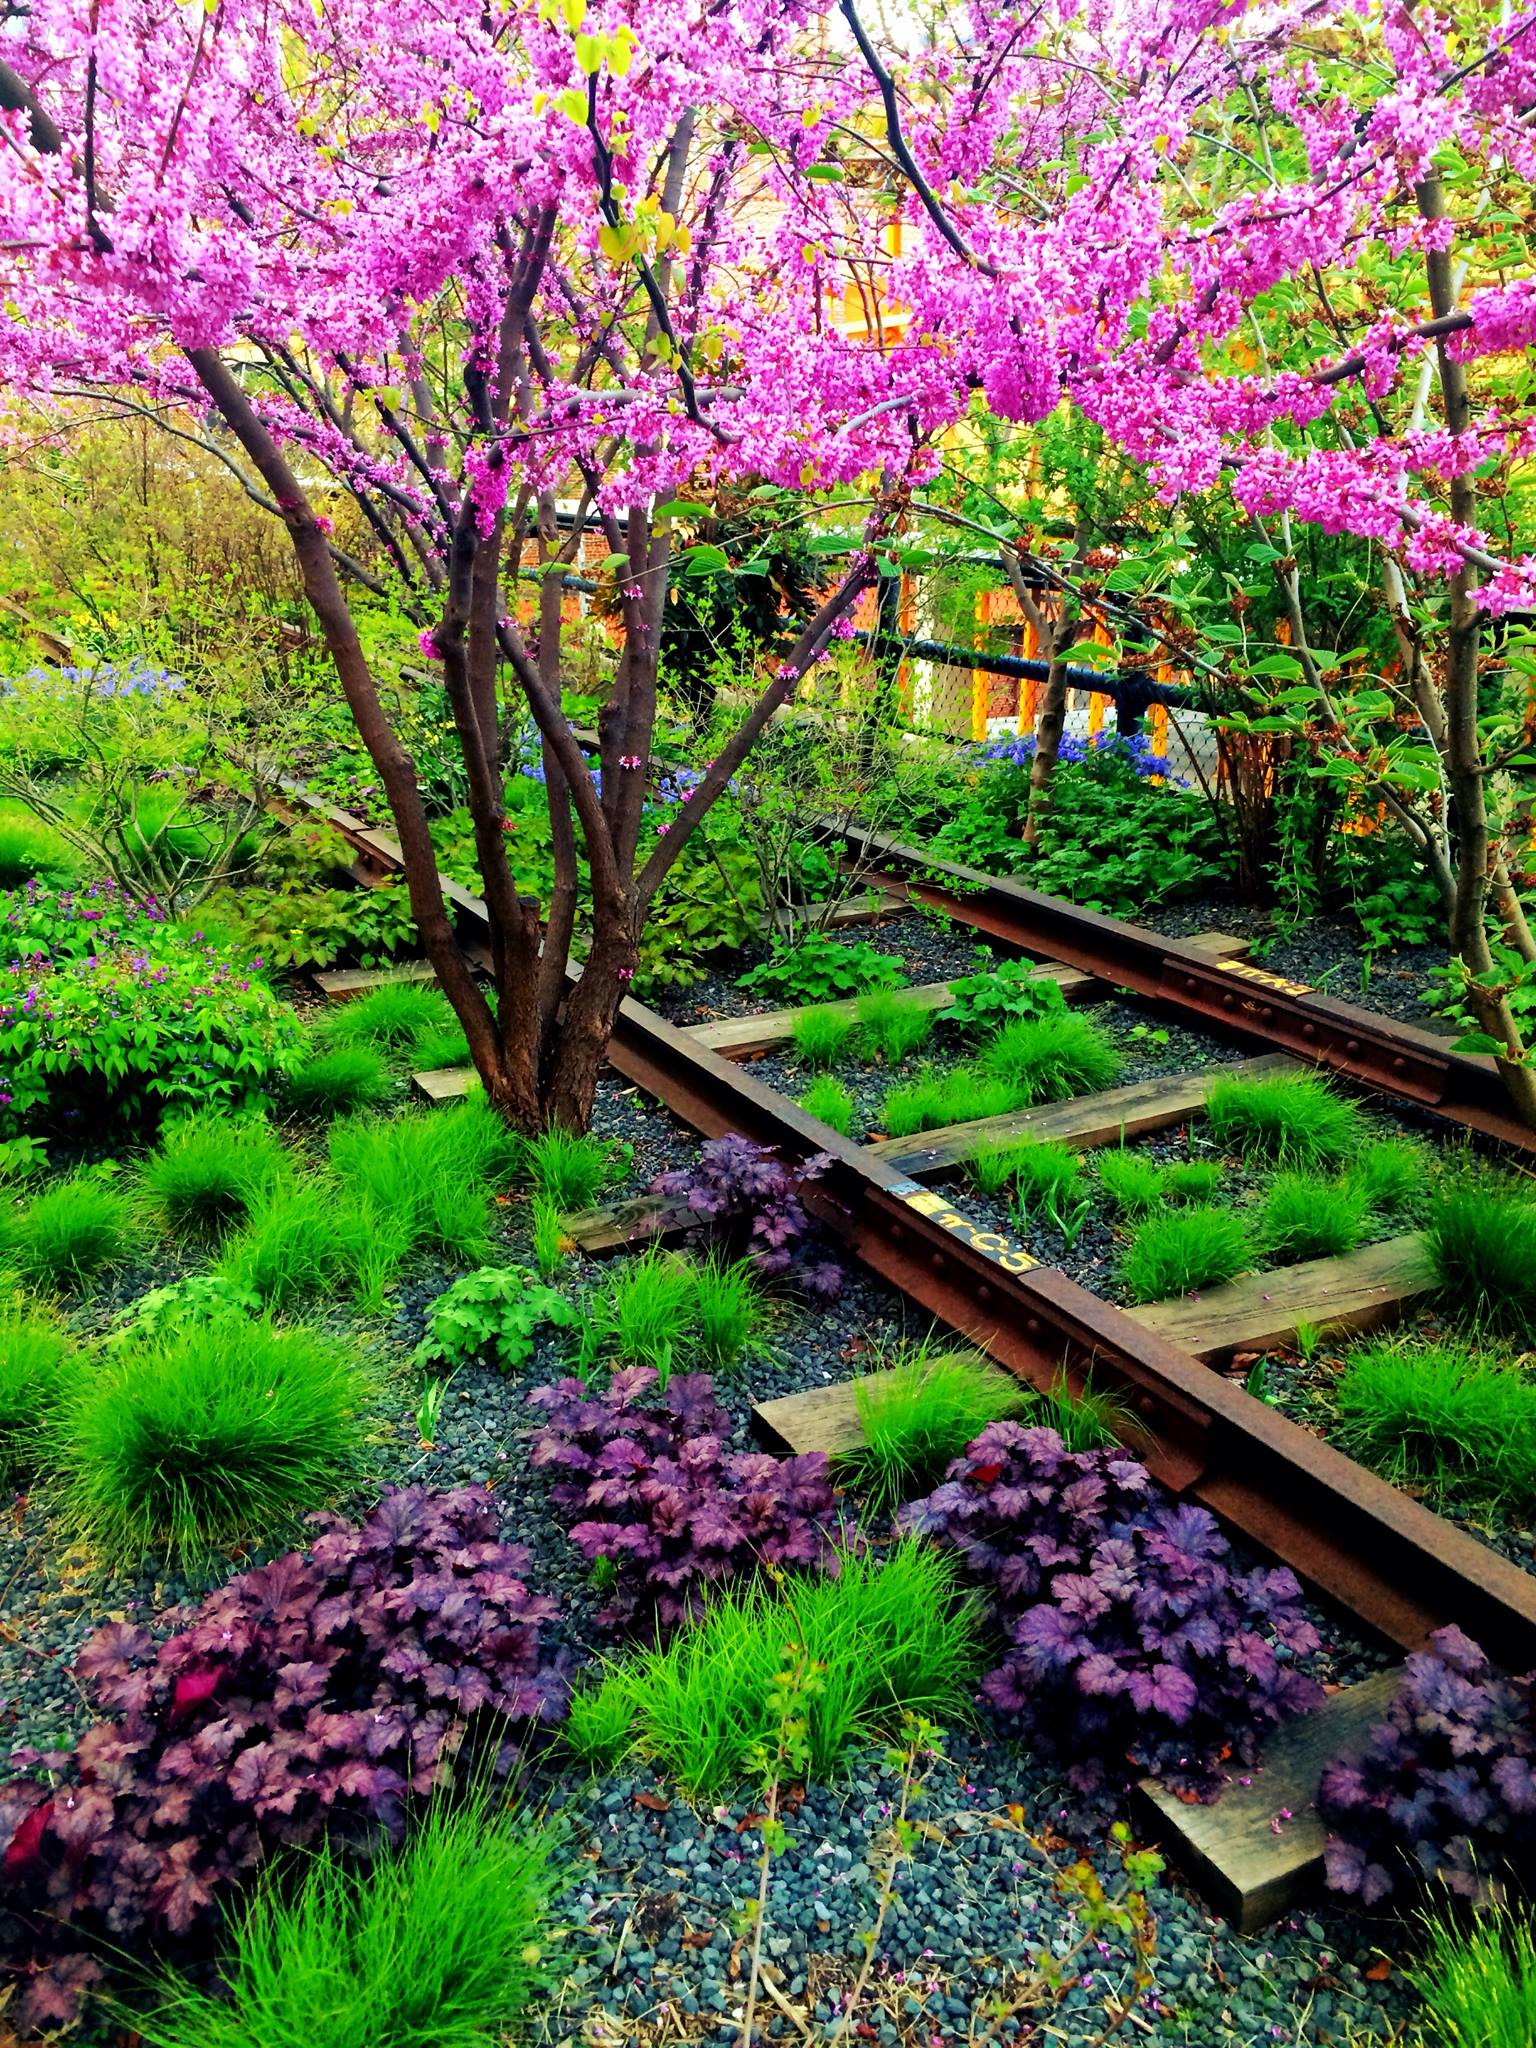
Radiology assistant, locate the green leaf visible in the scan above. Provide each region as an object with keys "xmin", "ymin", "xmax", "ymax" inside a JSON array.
[
  {"xmin": 598, "ymin": 552, "xmax": 632, "ymax": 575},
  {"xmin": 804, "ymin": 162, "xmax": 845, "ymax": 182},
  {"xmin": 655, "ymin": 498, "xmax": 710, "ymax": 519},
  {"xmin": 1450, "ymin": 1031, "xmax": 1508, "ymax": 1058},
  {"xmin": 1246, "ymin": 654, "xmax": 1305, "ymax": 679},
  {"xmin": 678, "ymin": 543, "xmax": 730, "ymax": 575}
]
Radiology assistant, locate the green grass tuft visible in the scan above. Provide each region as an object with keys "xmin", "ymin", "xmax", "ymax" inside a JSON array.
[
  {"xmin": 693, "ymin": 1254, "xmax": 766, "ymax": 1371},
  {"xmin": 217, "ymin": 1179, "xmax": 367, "ymax": 1308},
  {"xmin": 0, "ymin": 1307, "xmax": 69, "ymax": 1484},
  {"xmin": 1121, "ymin": 1205, "xmax": 1250, "ymax": 1303},
  {"xmin": 1037, "ymin": 1371, "xmax": 1135, "ymax": 1453},
  {"xmin": 49, "ymin": 1317, "xmax": 370, "ymax": 1564},
  {"xmin": 855, "ymin": 989, "xmax": 935, "ymax": 1065},
  {"xmin": 321, "ymin": 981, "xmax": 456, "ymax": 1048},
  {"xmin": 791, "ymin": 1005, "xmax": 857, "ymax": 1070},
  {"xmin": 845, "ymin": 1338, "xmax": 1027, "ymax": 1509},
  {"xmin": 140, "ymin": 1113, "xmax": 286, "ymax": 1241},
  {"xmin": 329, "ymin": 1097, "xmax": 521, "ymax": 1267},
  {"xmin": 522, "ymin": 1127, "xmax": 611, "ymax": 1213},
  {"xmin": 579, "ymin": 1247, "xmax": 764, "ymax": 1383},
  {"xmin": 977, "ymin": 1012, "xmax": 1121, "ymax": 1105},
  {"xmin": 2, "ymin": 1174, "xmax": 134, "ymax": 1291},
  {"xmin": 1162, "ymin": 1159, "xmax": 1222, "ymax": 1201},
  {"xmin": 1255, "ymin": 1172, "xmax": 1367, "ymax": 1264},
  {"xmin": 1204, "ymin": 1070, "xmax": 1365, "ymax": 1168},
  {"xmin": 1424, "ymin": 1182, "xmax": 1536, "ymax": 1337},
  {"xmin": 880, "ymin": 1067, "xmax": 1023, "ymax": 1138},
  {"xmin": 565, "ymin": 1544, "xmax": 980, "ymax": 1800},
  {"xmin": 410, "ymin": 1023, "xmax": 472, "ymax": 1073},
  {"xmin": 1096, "ymin": 1149, "xmax": 1165, "ymax": 1214},
  {"xmin": 129, "ymin": 1796, "xmax": 566, "ymax": 2048},
  {"xmin": 1406, "ymin": 1905, "xmax": 1536, "ymax": 2048},
  {"xmin": 799, "ymin": 1075, "xmax": 855, "ymax": 1135},
  {"xmin": 532, "ymin": 1195, "xmax": 565, "ymax": 1281},
  {"xmin": 973, "ymin": 1136, "xmax": 1083, "ymax": 1213},
  {"xmin": 287, "ymin": 1045, "xmax": 392, "ymax": 1118},
  {"xmin": 1345, "ymin": 1138, "xmax": 1427, "ymax": 1216},
  {"xmin": 1332, "ymin": 1338, "xmax": 1536, "ymax": 1511}
]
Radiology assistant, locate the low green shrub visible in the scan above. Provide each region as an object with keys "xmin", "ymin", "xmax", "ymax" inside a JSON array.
[
  {"xmin": 2, "ymin": 1173, "xmax": 134, "ymax": 1290},
  {"xmin": 414, "ymin": 1265, "xmax": 578, "ymax": 1373},
  {"xmin": 977, "ymin": 1012, "xmax": 1121, "ymax": 1105},
  {"xmin": 110, "ymin": 1272, "xmax": 261, "ymax": 1343},
  {"xmin": 1424, "ymin": 1183, "xmax": 1536, "ymax": 1337},
  {"xmin": 1121, "ymin": 1206, "xmax": 1250, "ymax": 1303},
  {"xmin": 1333, "ymin": 1339, "xmax": 1536, "ymax": 1510},
  {"xmin": 938, "ymin": 957, "xmax": 1066, "ymax": 1037},
  {"xmin": 799, "ymin": 1074, "xmax": 855, "ymax": 1134},
  {"xmin": 0, "ymin": 884, "xmax": 299, "ymax": 1138},
  {"xmin": 321, "ymin": 981, "xmax": 454, "ymax": 1048},
  {"xmin": 140, "ymin": 1112, "xmax": 285, "ymax": 1240},
  {"xmin": 1204, "ymin": 1070, "xmax": 1365, "ymax": 1168},
  {"xmin": 48, "ymin": 1317, "xmax": 371, "ymax": 1564},
  {"xmin": 1406, "ymin": 1904, "xmax": 1536, "ymax": 2048},
  {"xmin": 791, "ymin": 1005, "xmax": 857, "ymax": 1070},
  {"xmin": 522, "ymin": 1127, "xmax": 611, "ymax": 1213},
  {"xmin": 129, "ymin": 1798, "xmax": 567, "ymax": 2048},
  {"xmin": 737, "ymin": 933, "xmax": 903, "ymax": 1003},
  {"xmin": 846, "ymin": 1340, "xmax": 1027, "ymax": 1509},
  {"xmin": 856, "ymin": 989, "xmax": 935, "ymax": 1065},
  {"xmin": 286, "ymin": 1045, "xmax": 392, "ymax": 1117},
  {"xmin": 565, "ymin": 1544, "xmax": 981, "ymax": 1799},
  {"xmin": 0, "ymin": 1306, "xmax": 68, "ymax": 1483},
  {"xmin": 1255, "ymin": 1172, "xmax": 1367, "ymax": 1264}
]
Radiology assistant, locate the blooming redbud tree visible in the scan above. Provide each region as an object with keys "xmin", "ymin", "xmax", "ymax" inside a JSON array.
[{"xmin": 0, "ymin": 1, "xmax": 984, "ymax": 1127}]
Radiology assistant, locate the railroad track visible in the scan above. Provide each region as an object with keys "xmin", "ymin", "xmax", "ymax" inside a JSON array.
[{"xmin": 280, "ymin": 785, "xmax": 1536, "ymax": 1682}]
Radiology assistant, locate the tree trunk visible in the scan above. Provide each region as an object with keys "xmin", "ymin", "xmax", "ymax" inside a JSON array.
[{"xmin": 1024, "ymin": 603, "xmax": 1080, "ymax": 849}]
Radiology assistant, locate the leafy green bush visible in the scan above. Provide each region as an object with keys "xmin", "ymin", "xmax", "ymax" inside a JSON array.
[
  {"xmin": 1121, "ymin": 1206, "xmax": 1250, "ymax": 1303},
  {"xmin": 48, "ymin": 1317, "xmax": 371, "ymax": 1563},
  {"xmin": 287, "ymin": 1045, "xmax": 392, "ymax": 1117},
  {"xmin": 1256, "ymin": 1172, "xmax": 1367, "ymax": 1264},
  {"xmin": 414, "ymin": 1265, "xmax": 578, "ymax": 1372},
  {"xmin": 845, "ymin": 1340, "xmax": 1026, "ymax": 1510},
  {"xmin": 978, "ymin": 1011, "xmax": 1121, "ymax": 1104},
  {"xmin": 1204, "ymin": 1070, "xmax": 1365, "ymax": 1168},
  {"xmin": 938, "ymin": 956, "xmax": 1067, "ymax": 1037},
  {"xmin": 0, "ymin": 1306, "xmax": 68, "ymax": 1483},
  {"xmin": 1424, "ymin": 1183, "xmax": 1536, "ymax": 1337},
  {"xmin": 0, "ymin": 884, "xmax": 300, "ymax": 1137},
  {"xmin": 140, "ymin": 1112, "xmax": 285, "ymax": 1239},
  {"xmin": 791, "ymin": 1004, "xmax": 857, "ymax": 1069},
  {"xmin": 737, "ymin": 932, "xmax": 903, "ymax": 1004},
  {"xmin": 109, "ymin": 1272, "xmax": 261, "ymax": 1343},
  {"xmin": 2, "ymin": 1172, "xmax": 134, "ymax": 1290},
  {"xmin": 855, "ymin": 989, "xmax": 934, "ymax": 1064},
  {"xmin": 129, "ymin": 1798, "xmax": 567, "ymax": 2048},
  {"xmin": 799, "ymin": 1074, "xmax": 854, "ymax": 1134},
  {"xmin": 1333, "ymin": 1339, "xmax": 1536, "ymax": 1511},
  {"xmin": 565, "ymin": 1544, "xmax": 980, "ymax": 1798}
]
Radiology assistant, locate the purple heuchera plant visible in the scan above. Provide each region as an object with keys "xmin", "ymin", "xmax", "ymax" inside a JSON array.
[
  {"xmin": 0, "ymin": 1488, "xmax": 565, "ymax": 2035},
  {"xmin": 528, "ymin": 1367, "xmax": 843, "ymax": 1631},
  {"xmin": 650, "ymin": 1134, "xmax": 843, "ymax": 1298},
  {"xmin": 901, "ymin": 1421, "xmax": 1323, "ymax": 1798},
  {"xmin": 1319, "ymin": 1625, "xmax": 1536, "ymax": 1906}
]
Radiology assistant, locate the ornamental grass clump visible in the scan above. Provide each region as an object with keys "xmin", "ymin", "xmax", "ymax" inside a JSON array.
[
  {"xmin": 1406, "ymin": 1905, "xmax": 1536, "ymax": 2048},
  {"xmin": 218, "ymin": 1178, "xmax": 362, "ymax": 1308},
  {"xmin": 139, "ymin": 1111, "xmax": 286, "ymax": 1240},
  {"xmin": 1121, "ymin": 1205, "xmax": 1249, "ymax": 1302},
  {"xmin": 129, "ymin": 1797, "xmax": 568, "ymax": 2048},
  {"xmin": 799, "ymin": 1074, "xmax": 854, "ymax": 1134},
  {"xmin": 529, "ymin": 1368, "xmax": 840, "ymax": 1632},
  {"xmin": 1345, "ymin": 1137, "xmax": 1427, "ymax": 1216},
  {"xmin": 320, "ymin": 980, "xmax": 455, "ymax": 1049},
  {"xmin": 2, "ymin": 1173, "xmax": 134, "ymax": 1291},
  {"xmin": 978, "ymin": 1012, "xmax": 1121, "ymax": 1105},
  {"xmin": 577, "ymin": 1247, "xmax": 765, "ymax": 1383},
  {"xmin": 1332, "ymin": 1339, "xmax": 1536, "ymax": 1511},
  {"xmin": 48, "ymin": 1317, "xmax": 373, "ymax": 1564},
  {"xmin": 1096, "ymin": 1148, "xmax": 1165, "ymax": 1214},
  {"xmin": 1204, "ymin": 1070, "xmax": 1365, "ymax": 1168},
  {"xmin": 1255, "ymin": 1171, "xmax": 1368, "ymax": 1264},
  {"xmin": 855, "ymin": 988, "xmax": 935, "ymax": 1064},
  {"xmin": 286, "ymin": 1044, "xmax": 392, "ymax": 1118},
  {"xmin": 790, "ymin": 1004, "xmax": 857, "ymax": 1070},
  {"xmin": 1424, "ymin": 1182, "xmax": 1536, "ymax": 1337},
  {"xmin": 903, "ymin": 1422, "xmax": 1323, "ymax": 1798},
  {"xmin": 521, "ymin": 1126, "xmax": 611, "ymax": 1213},
  {"xmin": 329, "ymin": 1095, "xmax": 521, "ymax": 1265},
  {"xmin": 0, "ymin": 1306, "xmax": 68, "ymax": 1483},
  {"xmin": 970, "ymin": 1136, "xmax": 1083, "ymax": 1213},
  {"xmin": 844, "ymin": 1338, "xmax": 1028, "ymax": 1510},
  {"xmin": 1319, "ymin": 1626, "xmax": 1536, "ymax": 1905},
  {"xmin": 880, "ymin": 1068, "xmax": 1022, "ymax": 1138},
  {"xmin": 0, "ymin": 1487, "xmax": 565, "ymax": 2035},
  {"xmin": 564, "ymin": 1543, "xmax": 980, "ymax": 1800}
]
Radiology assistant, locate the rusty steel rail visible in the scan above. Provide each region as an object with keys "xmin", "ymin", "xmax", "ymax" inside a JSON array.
[
  {"xmin": 835, "ymin": 822, "xmax": 1536, "ymax": 1156},
  {"xmin": 279, "ymin": 784, "xmax": 1536, "ymax": 1670}
]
